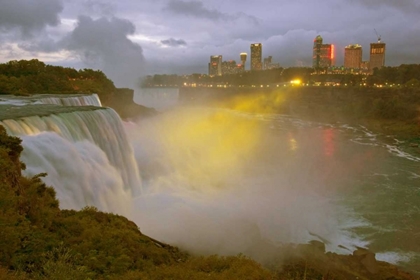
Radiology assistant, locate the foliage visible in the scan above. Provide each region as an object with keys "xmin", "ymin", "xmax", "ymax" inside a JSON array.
[
  {"xmin": 0, "ymin": 125, "xmax": 276, "ymax": 279},
  {"xmin": 0, "ymin": 59, "xmax": 116, "ymax": 96},
  {"xmin": 368, "ymin": 64, "xmax": 420, "ymax": 86}
]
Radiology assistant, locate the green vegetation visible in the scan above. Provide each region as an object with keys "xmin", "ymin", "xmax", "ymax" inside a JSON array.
[
  {"xmin": 369, "ymin": 64, "xmax": 420, "ymax": 86},
  {"xmin": 0, "ymin": 59, "xmax": 115, "ymax": 96},
  {"xmin": 0, "ymin": 125, "xmax": 275, "ymax": 279}
]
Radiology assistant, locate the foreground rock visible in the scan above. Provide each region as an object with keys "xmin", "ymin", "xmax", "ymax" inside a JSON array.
[{"xmin": 275, "ymin": 241, "xmax": 417, "ymax": 280}]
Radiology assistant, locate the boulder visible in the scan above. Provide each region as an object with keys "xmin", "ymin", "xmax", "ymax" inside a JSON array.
[{"xmin": 353, "ymin": 247, "xmax": 378, "ymax": 274}]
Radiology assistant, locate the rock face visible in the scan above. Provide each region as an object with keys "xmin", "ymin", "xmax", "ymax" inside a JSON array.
[
  {"xmin": 101, "ymin": 88, "xmax": 156, "ymax": 120},
  {"xmin": 353, "ymin": 247, "xmax": 379, "ymax": 274}
]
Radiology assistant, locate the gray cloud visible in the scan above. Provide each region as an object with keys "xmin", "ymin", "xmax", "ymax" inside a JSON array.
[
  {"xmin": 352, "ymin": 0, "xmax": 420, "ymax": 13},
  {"xmin": 84, "ymin": 0, "xmax": 116, "ymax": 17},
  {"xmin": 165, "ymin": 0, "xmax": 228, "ymax": 20},
  {"xmin": 0, "ymin": 0, "xmax": 419, "ymax": 77},
  {"xmin": 161, "ymin": 38, "xmax": 187, "ymax": 47},
  {"xmin": 62, "ymin": 16, "xmax": 146, "ymax": 88},
  {"xmin": 0, "ymin": 0, "xmax": 63, "ymax": 35},
  {"xmin": 164, "ymin": 0, "xmax": 259, "ymax": 24},
  {"xmin": 18, "ymin": 37, "xmax": 61, "ymax": 53}
]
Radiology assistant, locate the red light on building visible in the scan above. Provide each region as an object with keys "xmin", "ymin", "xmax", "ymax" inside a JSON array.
[{"xmin": 331, "ymin": 44, "xmax": 335, "ymax": 59}]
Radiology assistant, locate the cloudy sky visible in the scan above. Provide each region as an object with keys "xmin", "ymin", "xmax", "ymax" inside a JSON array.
[{"xmin": 0, "ymin": 0, "xmax": 419, "ymax": 87}]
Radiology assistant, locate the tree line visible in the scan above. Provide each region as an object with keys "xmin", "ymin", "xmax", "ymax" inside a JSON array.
[{"xmin": 0, "ymin": 59, "xmax": 116, "ymax": 96}]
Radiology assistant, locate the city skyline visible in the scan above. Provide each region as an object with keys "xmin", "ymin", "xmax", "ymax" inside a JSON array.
[{"xmin": 0, "ymin": 0, "xmax": 419, "ymax": 87}]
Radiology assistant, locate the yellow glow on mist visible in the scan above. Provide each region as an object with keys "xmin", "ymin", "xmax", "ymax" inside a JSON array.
[
  {"xmin": 222, "ymin": 90, "xmax": 287, "ymax": 115},
  {"xmin": 157, "ymin": 108, "xmax": 261, "ymax": 192},
  {"xmin": 288, "ymin": 133, "xmax": 298, "ymax": 151}
]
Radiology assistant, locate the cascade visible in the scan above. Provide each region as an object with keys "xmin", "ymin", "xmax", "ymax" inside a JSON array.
[
  {"xmin": 0, "ymin": 93, "xmax": 102, "ymax": 107},
  {"xmin": 37, "ymin": 94, "xmax": 102, "ymax": 107},
  {"xmin": 0, "ymin": 104, "xmax": 141, "ymax": 215}
]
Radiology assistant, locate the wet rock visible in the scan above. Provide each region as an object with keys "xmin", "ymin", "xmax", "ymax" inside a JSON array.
[
  {"xmin": 309, "ymin": 240, "xmax": 326, "ymax": 253},
  {"xmin": 353, "ymin": 247, "xmax": 378, "ymax": 274}
]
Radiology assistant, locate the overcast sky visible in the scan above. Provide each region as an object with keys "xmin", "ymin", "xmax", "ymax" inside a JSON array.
[{"xmin": 0, "ymin": 0, "xmax": 419, "ymax": 87}]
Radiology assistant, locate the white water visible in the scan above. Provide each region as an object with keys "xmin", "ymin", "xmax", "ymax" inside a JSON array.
[
  {"xmin": 38, "ymin": 94, "xmax": 102, "ymax": 107},
  {"xmin": 0, "ymin": 93, "xmax": 101, "ymax": 107},
  {"xmin": 1, "ymin": 107, "xmax": 141, "ymax": 217}
]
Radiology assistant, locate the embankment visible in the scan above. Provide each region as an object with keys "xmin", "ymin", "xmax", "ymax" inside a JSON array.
[{"xmin": 180, "ymin": 86, "xmax": 420, "ymax": 145}]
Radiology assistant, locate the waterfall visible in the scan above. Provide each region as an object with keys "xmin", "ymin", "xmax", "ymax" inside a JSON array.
[
  {"xmin": 37, "ymin": 94, "xmax": 102, "ymax": 107},
  {"xmin": 0, "ymin": 106, "xmax": 141, "ymax": 216},
  {"xmin": 0, "ymin": 93, "xmax": 101, "ymax": 107}
]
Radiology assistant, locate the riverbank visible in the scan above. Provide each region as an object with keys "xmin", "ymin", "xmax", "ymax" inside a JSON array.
[{"xmin": 179, "ymin": 86, "xmax": 420, "ymax": 150}]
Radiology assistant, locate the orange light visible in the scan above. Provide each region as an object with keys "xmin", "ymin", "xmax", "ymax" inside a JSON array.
[{"xmin": 331, "ymin": 44, "xmax": 335, "ymax": 60}]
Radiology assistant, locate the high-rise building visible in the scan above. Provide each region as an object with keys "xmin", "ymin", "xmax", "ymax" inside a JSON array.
[
  {"xmin": 263, "ymin": 56, "xmax": 280, "ymax": 70},
  {"xmin": 250, "ymin": 43, "xmax": 262, "ymax": 71},
  {"xmin": 344, "ymin": 44, "xmax": 362, "ymax": 69},
  {"xmin": 263, "ymin": 56, "xmax": 272, "ymax": 70},
  {"xmin": 222, "ymin": 60, "xmax": 237, "ymax": 75},
  {"xmin": 208, "ymin": 55, "xmax": 222, "ymax": 76},
  {"xmin": 313, "ymin": 35, "xmax": 335, "ymax": 69},
  {"xmin": 240, "ymin": 52, "xmax": 247, "ymax": 71},
  {"xmin": 369, "ymin": 41, "xmax": 386, "ymax": 73}
]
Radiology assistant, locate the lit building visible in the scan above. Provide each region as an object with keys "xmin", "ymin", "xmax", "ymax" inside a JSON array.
[
  {"xmin": 360, "ymin": 61, "xmax": 369, "ymax": 71},
  {"xmin": 263, "ymin": 56, "xmax": 280, "ymax": 70},
  {"xmin": 240, "ymin": 52, "xmax": 247, "ymax": 71},
  {"xmin": 222, "ymin": 60, "xmax": 238, "ymax": 75},
  {"xmin": 250, "ymin": 43, "xmax": 262, "ymax": 71},
  {"xmin": 263, "ymin": 56, "xmax": 272, "ymax": 70},
  {"xmin": 313, "ymin": 35, "xmax": 335, "ymax": 69},
  {"xmin": 344, "ymin": 44, "xmax": 362, "ymax": 69},
  {"xmin": 369, "ymin": 41, "xmax": 386, "ymax": 73},
  {"xmin": 208, "ymin": 55, "xmax": 222, "ymax": 76}
]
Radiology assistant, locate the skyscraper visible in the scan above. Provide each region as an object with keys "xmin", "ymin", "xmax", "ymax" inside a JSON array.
[
  {"xmin": 369, "ymin": 41, "xmax": 386, "ymax": 73},
  {"xmin": 344, "ymin": 44, "xmax": 362, "ymax": 69},
  {"xmin": 250, "ymin": 43, "xmax": 262, "ymax": 71},
  {"xmin": 312, "ymin": 35, "xmax": 334, "ymax": 69},
  {"xmin": 222, "ymin": 60, "xmax": 237, "ymax": 75},
  {"xmin": 208, "ymin": 55, "xmax": 222, "ymax": 76},
  {"xmin": 263, "ymin": 56, "xmax": 272, "ymax": 70},
  {"xmin": 240, "ymin": 52, "xmax": 247, "ymax": 70}
]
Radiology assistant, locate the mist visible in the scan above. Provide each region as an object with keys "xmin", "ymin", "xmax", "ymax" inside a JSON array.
[{"xmin": 126, "ymin": 106, "xmax": 363, "ymax": 262}]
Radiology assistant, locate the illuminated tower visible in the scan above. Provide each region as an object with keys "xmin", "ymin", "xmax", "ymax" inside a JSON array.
[
  {"xmin": 250, "ymin": 43, "xmax": 262, "ymax": 71},
  {"xmin": 208, "ymin": 55, "xmax": 222, "ymax": 76},
  {"xmin": 313, "ymin": 35, "xmax": 334, "ymax": 69},
  {"xmin": 344, "ymin": 44, "xmax": 362, "ymax": 69},
  {"xmin": 369, "ymin": 41, "xmax": 386, "ymax": 73},
  {"xmin": 313, "ymin": 35, "xmax": 323, "ymax": 69},
  {"xmin": 240, "ymin": 52, "xmax": 247, "ymax": 70}
]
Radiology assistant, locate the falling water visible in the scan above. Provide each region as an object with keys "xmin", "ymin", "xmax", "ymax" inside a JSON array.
[{"xmin": 1, "ymin": 105, "xmax": 141, "ymax": 216}]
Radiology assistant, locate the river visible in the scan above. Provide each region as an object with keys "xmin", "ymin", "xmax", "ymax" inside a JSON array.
[{"xmin": 133, "ymin": 88, "xmax": 420, "ymax": 274}]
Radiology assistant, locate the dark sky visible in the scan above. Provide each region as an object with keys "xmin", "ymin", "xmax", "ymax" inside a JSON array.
[{"xmin": 0, "ymin": 0, "xmax": 419, "ymax": 87}]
